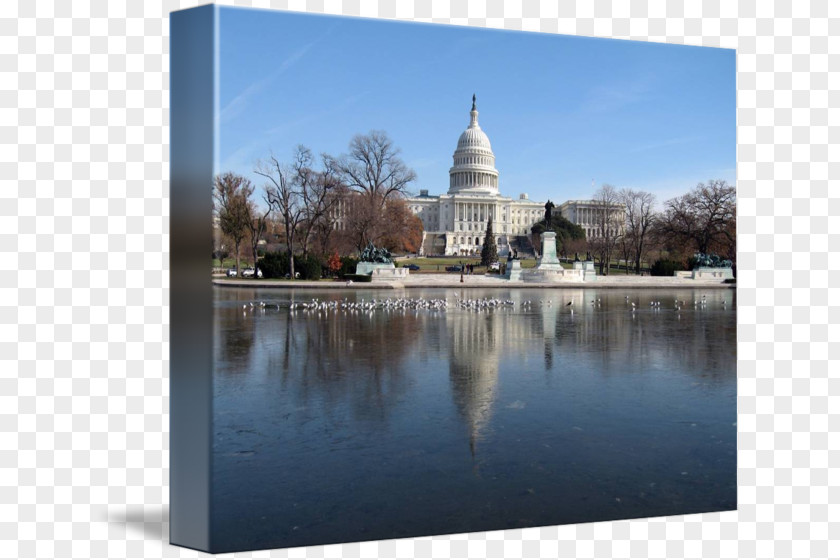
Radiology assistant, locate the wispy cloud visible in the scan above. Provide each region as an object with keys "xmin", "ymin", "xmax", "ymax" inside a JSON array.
[
  {"xmin": 220, "ymin": 42, "xmax": 316, "ymax": 124},
  {"xmin": 219, "ymin": 21, "xmax": 341, "ymax": 125},
  {"xmin": 579, "ymin": 79, "xmax": 652, "ymax": 114},
  {"xmin": 264, "ymin": 91, "xmax": 371, "ymax": 137},
  {"xmin": 219, "ymin": 91, "xmax": 370, "ymax": 176},
  {"xmin": 218, "ymin": 139, "xmax": 264, "ymax": 178},
  {"xmin": 626, "ymin": 135, "xmax": 699, "ymax": 154}
]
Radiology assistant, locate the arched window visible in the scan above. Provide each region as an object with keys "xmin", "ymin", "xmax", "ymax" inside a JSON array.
[{"xmin": 475, "ymin": 237, "xmax": 480, "ymax": 245}]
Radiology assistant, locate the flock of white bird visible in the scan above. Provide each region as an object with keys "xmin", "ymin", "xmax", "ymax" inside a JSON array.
[{"xmin": 241, "ymin": 292, "xmax": 729, "ymax": 316}]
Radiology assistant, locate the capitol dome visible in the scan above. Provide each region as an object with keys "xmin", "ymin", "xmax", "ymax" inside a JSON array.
[
  {"xmin": 448, "ymin": 95, "xmax": 500, "ymax": 195},
  {"xmin": 456, "ymin": 121, "xmax": 493, "ymax": 152}
]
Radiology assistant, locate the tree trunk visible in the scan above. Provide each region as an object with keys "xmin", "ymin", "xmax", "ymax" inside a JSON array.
[
  {"xmin": 234, "ymin": 241, "xmax": 241, "ymax": 275},
  {"xmin": 286, "ymin": 219, "xmax": 296, "ymax": 279},
  {"xmin": 302, "ymin": 229, "xmax": 311, "ymax": 257}
]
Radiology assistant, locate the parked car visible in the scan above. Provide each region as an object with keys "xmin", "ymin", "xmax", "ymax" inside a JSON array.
[
  {"xmin": 241, "ymin": 267, "xmax": 263, "ymax": 278},
  {"xmin": 402, "ymin": 264, "xmax": 420, "ymax": 271},
  {"xmin": 445, "ymin": 265, "xmax": 463, "ymax": 272},
  {"xmin": 226, "ymin": 268, "xmax": 237, "ymax": 277}
]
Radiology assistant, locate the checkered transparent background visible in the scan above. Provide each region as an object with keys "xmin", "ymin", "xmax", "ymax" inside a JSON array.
[{"xmin": 2, "ymin": 0, "xmax": 837, "ymax": 558}]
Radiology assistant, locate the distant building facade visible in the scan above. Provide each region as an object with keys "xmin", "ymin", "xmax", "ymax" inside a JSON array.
[{"xmin": 556, "ymin": 200, "xmax": 626, "ymax": 239}]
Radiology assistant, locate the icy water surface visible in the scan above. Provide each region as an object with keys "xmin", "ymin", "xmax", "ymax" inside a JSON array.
[{"xmin": 211, "ymin": 287, "xmax": 736, "ymax": 552}]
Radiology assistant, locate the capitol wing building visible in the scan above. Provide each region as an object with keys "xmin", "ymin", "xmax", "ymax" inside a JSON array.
[
  {"xmin": 406, "ymin": 97, "xmax": 546, "ymax": 257},
  {"xmin": 407, "ymin": 97, "xmax": 625, "ymax": 257}
]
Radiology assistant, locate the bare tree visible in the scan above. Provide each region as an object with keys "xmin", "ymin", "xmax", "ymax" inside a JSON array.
[
  {"xmin": 256, "ymin": 153, "xmax": 305, "ymax": 280},
  {"xmin": 620, "ymin": 188, "xmax": 657, "ymax": 274},
  {"xmin": 335, "ymin": 130, "xmax": 417, "ymax": 206},
  {"xmin": 590, "ymin": 184, "xmax": 625, "ymax": 275},
  {"xmin": 311, "ymin": 184, "xmax": 352, "ymax": 256},
  {"xmin": 658, "ymin": 179, "xmax": 735, "ymax": 257},
  {"xmin": 293, "ymin": 147, "xmax": 343, "ymax": 256},
  {"xmin": 246, "ymin": 198, "xmax": 271, "ymax": 276},
  {"xmin": 213, "ymin": 172, "xmax": 253, "ymax": 275},
  {"xmin": 329, "ymin": 131, "xmax": 418, "ymax": 252},
  {"xmin": 343, "ymin": 191, "xmax": 384, "ymax": 253},
  {"xmin": 618, "ymin": 233, "xmax": 634, "ymax": 274}
]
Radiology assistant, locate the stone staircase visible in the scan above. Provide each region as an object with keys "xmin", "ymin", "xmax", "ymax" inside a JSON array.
[
  {"xmin": 421, "ymin": 233, "xmax": 447, "ymax": 256},
  {"xmin": 508, "ymin": 235, "xmax": 535, "ymax": 258}
]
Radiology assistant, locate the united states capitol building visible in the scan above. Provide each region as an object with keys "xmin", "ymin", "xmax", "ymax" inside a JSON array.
[{"xmin": 406, "ymin": 96, "xmax": 623, "ymax": 256}]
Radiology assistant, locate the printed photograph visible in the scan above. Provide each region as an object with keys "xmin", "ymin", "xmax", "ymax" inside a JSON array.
[{"xmin": 209, "ymin": 7, "xmax": 736, "ymax": 552}]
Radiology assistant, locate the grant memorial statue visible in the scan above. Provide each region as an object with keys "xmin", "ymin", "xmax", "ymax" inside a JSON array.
[{"xmin": 355, "ymin": 240, "xmax": 408, "ymax": 281}]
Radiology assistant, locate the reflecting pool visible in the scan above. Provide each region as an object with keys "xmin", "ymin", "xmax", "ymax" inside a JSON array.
[{"xmin": 211, "ymin": 287, "xmax": 736, "ymax": 552}]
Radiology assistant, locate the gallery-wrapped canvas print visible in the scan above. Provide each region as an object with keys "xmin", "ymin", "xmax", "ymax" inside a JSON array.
[{"xmin": 171, "ymin": 5, "xmax": 736, "ymax": 553}]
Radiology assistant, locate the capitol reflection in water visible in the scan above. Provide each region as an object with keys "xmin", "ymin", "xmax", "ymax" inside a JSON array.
[{"xmin": 211, "ymin": 287, "xmax": 736, "ymax": 552}]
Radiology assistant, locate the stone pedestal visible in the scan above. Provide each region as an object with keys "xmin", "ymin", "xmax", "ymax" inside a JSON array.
[
  {"xmin": 582, "ymin": 261, "xmax": 596, "ymax": 282},
  {"xmin": 535, "ymin": 231, "xmax": 562, "ymax": 271},
  {"xmin": 523, "ymin": 267, "xmax": 585, "ymax": 283},
  {"xmin": 504, "ymin": 259, "xmax": 522, "ymax": 281},
  {"xmin": 356, "ymin": 262, "xmax": 392, "ymax": 275},
  {"xmin": 691, "ymin": 267, "xmax": 734, "ymax": 280},
  {"xmin": 518, "ymin": 231, "xmax": 587, "ymax": 282},
  {"xmin": 355, "ymin": 262, "xmax": 408, "ymax": 282}
]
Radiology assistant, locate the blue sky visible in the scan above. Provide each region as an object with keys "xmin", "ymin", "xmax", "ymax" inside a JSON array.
[{"xmin": 217, "ymin": 7, "xmax": 735, "ymax": 207}]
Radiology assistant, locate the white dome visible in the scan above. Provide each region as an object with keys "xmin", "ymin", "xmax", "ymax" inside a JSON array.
[
  {"xmin": 448, "ymin": 96, "xmax": 500, "ymax": 195},
  {"xmin": 456, "ymin": 125, "xmax": 493, "ymax": 153}
]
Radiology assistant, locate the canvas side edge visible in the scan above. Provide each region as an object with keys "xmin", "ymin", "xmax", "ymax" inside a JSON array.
[{"xmin": 168, "ymin": 4, "xmax": 216, "ymax": 553}]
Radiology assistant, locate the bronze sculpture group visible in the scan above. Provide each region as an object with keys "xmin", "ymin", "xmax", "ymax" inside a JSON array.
[
  {"xmin": 359, "ymin": 241, "xmax": 393, "ymax": 264},
  {"xmin": 693, "ymin": 252, "xmax": 732, "ymax": 269}
]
